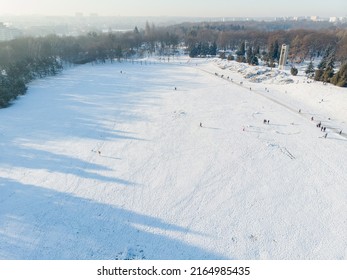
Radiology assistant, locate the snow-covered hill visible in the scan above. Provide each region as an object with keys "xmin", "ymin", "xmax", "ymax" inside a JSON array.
[{"xmin": 0, "ymin": 57, "xmax": 346, "ymax": 259}]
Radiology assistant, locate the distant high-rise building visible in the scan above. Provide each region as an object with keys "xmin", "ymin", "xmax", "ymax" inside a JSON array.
[{"xmin": 0, "ymin": 22, "xmax": 22, "ymax": 41}]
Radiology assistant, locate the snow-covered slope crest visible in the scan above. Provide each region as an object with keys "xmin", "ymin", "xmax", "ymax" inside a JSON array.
[
  {"xmin": 0, "ymin": 58, "xmax": 346, "ymax": 260},
  {"xmin": 215, "ymin": 59, "xmax": 294, "ymax": 84}
]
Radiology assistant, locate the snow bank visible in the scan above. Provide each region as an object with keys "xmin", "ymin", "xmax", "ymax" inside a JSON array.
[{"xmin": 215, "ymin": 59, "xmax": 294, "ymax": 84}]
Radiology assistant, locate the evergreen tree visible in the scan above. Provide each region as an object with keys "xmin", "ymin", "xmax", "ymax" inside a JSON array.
[
  {"xmin": 314, "ymin": 69, "xmax": 324, "ymax": 81},
  {"xmin": 305, "ymin": 61, "xmax": 315, "ymax": 77},
  {"xmin": 317, "ymin": 48, "xmax": 329, "ymax": 70},
  {"xmin": 209, "ymin": 42, "xmax": 217, "ymax": 56},
  {"xmin": 245, "ymin": 47, "xmax": 259, "ymax": 65},
  {"xmin": 273, "ymin": 40, "xmax": 280, "ymax": 61},
  {"xmin": 315, "ymin": 46, "xmax": 336, "ymax": 82},
  {"xmin": 254, "ymin": 45, "xmax": 260, "ymax": 55},
  {"xmin": 236, "ymin": 41, "xmax": 245, "ymax": 56},
  {"xmin": 325, "ymin": 50, "xmax": 335, "ymax": 70},
  {"xmin": 115, "ymin": 45, "xmax": 123, "ymax": 61},
  {"xmin": 317, "ymin": 46, "xmax": 334, "ymax": 70},
  {"xmin": 331, "ymin": 63, "xmax": 347, "ymax": 87},
  {"xmin": 201, "ymin": 43, "xmax": 209, "ymax": 56},
  {"xmin": 189, "ymin": 45, "xmax": 198, "ymax": 57},
  {"xmin": 323, "ymin": 66, "xmax": 335, "ymax": 82},
  {"xmin": 251, "ymin": 55, "xmax": 259, "ymax": 65},
  {"xmin": 268, "ymin": 40, "xmax": 280, "ymax": 62},
  {"xmin": 246, "ymin": 47, "xmax": 253, "ymax": 64}
]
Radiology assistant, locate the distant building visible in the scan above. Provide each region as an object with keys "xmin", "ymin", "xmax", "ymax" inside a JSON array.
[
  {"xmin": 293, "ymin": 16, "xmax": 307, "ymax": 21},
  {"xmin": 329, "ymin": 16, "xmax": 347, "ymax": 23},
  {"xmin": 278, "ymin": 44, "xmax": 289, "ymax": 70},
  {"xmin": 0, "ymin": 22, "xmax": 22, "ymax": 41}
]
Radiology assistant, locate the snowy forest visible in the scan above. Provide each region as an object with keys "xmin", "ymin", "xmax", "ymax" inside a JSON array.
[{"xmin": 1, "ymin": 20, "xmax": 347, "ymax": 108}]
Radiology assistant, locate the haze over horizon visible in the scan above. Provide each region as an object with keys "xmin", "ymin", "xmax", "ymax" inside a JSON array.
[{"xmin": 0, "ymin": 0, "xmax": 346, "ymax": 18}]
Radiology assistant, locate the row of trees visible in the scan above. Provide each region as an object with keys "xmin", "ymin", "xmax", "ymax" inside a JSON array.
[
  {"xmin": 0, "ymin": 37, "xmax": 64, "ymax": 107},
  {"xmin": 179, "ymin": 23, "xmax": 347, "ymax": 63},
  {"xmin": 185, "ymin": 25, "xmax": 346, "ymax": 86},
  {"xmin": 0, "ymin": 24, "xmax": 179, "ymax": 107},
  {"xmin": 311, "ymin": 46, "xmax": 347, "ymax": 87},
  {"xmin": 187, "ymin": 27, "xmax": 347, "ymax": 73},
  {"xmin": 189, "ymin": 42, "xmax": 217, "ymax": 57}
]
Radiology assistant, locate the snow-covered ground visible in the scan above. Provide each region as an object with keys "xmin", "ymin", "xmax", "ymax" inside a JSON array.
[{"xmin": 0, "ymin": 57, "xmax": 346, "ymax": 260}]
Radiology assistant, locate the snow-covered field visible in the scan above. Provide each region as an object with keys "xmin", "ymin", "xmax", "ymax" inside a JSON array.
[{"xmin": 0, "ymin": 57, "xmax": 346, "ymax": 259}]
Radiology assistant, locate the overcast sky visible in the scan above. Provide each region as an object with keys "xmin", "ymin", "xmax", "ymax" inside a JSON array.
[{"xmin": 0, "ymin": 0, "xmax": 346, "ymax": 17}]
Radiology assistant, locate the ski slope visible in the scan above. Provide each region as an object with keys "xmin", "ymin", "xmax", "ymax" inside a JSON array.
[{"xmin": 0, "ymin": 57, "xmax": 346, "ymax": 259}]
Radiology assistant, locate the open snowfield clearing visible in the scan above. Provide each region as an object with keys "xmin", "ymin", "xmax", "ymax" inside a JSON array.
[{"xmin": 0, "ymin": 58, "xmax": 346, "ymax": 259}]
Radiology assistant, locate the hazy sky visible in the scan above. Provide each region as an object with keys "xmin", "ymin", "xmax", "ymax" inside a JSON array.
[{"xmin": 0, "ymin": 0, "xmax": 346, "ymax": 17}]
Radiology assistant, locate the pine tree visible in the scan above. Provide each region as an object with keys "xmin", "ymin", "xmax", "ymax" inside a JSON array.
[
  {"xmin": 317, "ymin": 46, "xmax": 333, "ymax": 70},
  {"xmin": 115, "ymin": 45, "xmax": 123, "ymax": 61},
  {"xmin": 268, "ymin": 40, "xmax": 280, "ymax": 62},
  {"xmin": 209, "ymin": 42, "xmax": 217, "ymax": 56},
  {"xmin": 326, "ymin": 50, "xmax": 335, "ymax": 70},
  {"xmin": 322, "ymin": 66, "xmax": 334, "ymax": 82},
  {"xmin": 201, "ymin": 43, "xmax": 209, "ymax": 56},
  {"xmin": 315, "ymin": 46, "xmax": 336, "ymax": 82},
  {"xmin": 251, "ymin": 55, "xmax": 259, "ymax": 65},
  {"xmin": 254, "ymin": 45, "xmax": 260, "ymax": 55},
  {"xmin": 246, "ymin": 47, "xmax": 253, "ymax": 64},
  {"xmin": 236, "ymin": 41, "xmax": 245, "ymax": 56},
  {"xmin": 314, "ymin": 69, "xmax": 324, "ymax": 81},
  {"xmin": 189, "ymin": 45, "xmax": 198, "ymax": 57},
  {"xmin": 274, "ymin": 41, "xmax": 280, "ymax": 61},
  {"xmin": 305, "ymin": 61, "xmax": 315, "ymax": 77},
  {"xmin": 331, "ymin": 63, "xmax": 347, "ymax": 87}
]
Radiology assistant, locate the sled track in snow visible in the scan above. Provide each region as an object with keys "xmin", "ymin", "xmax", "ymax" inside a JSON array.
[{"xmin": 195, "ymin": 66, "xmax": 347, "ymax": 139}]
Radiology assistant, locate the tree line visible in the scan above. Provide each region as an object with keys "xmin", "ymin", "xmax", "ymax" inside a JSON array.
[
  {"xmin": 0, "ymin": 23, "xmax": 178, "ymax": 108},
  {"xmin": 181, "ymin": 23, "xmax": 347, "ymax": 86}
]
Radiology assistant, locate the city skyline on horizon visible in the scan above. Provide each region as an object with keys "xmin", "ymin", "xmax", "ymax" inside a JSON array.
[{"xmin": 0, "ymin": 0, "xmax": 346, "ymax": 18}]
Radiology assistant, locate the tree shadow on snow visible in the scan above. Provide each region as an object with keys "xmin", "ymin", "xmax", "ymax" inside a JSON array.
[
  {"xmin": 0, "ymin": 178, "xmax": 227, "ymax": 260},
  {"xmin": 0, "ymin": 144, "xmax": 133, "ymax": 185}
]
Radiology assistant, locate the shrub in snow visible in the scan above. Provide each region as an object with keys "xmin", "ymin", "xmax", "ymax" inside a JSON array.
[
  {"xmin": 227, "ymin": 54, "xmax": 234, "ymax": 61},
  {"xmin": 291, "ymin": 67, "xmax": 298, "ymax": 76}
]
